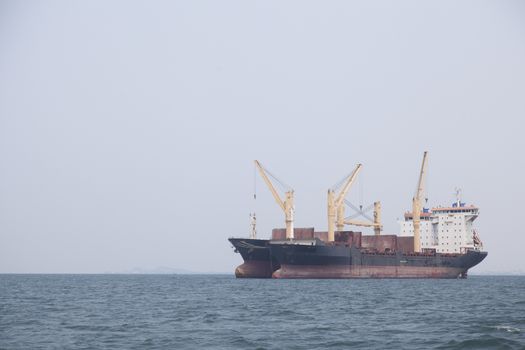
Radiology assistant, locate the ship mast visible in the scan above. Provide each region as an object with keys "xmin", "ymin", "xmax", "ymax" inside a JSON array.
[
  {"xmin": 254, "ymin": 160, "xmax": 295, "ymax": 239},
  {"xmin": 249, "ymin": 213, "xmax": 257, "ymax": 239},
  {"xmin": 412, "ymin": 151, "xmax": 429, "ymax": 253},
  {"xmin": 454, "ymin": 187, "xmax": 462, "ymax": 207},
  {"xmin": 327, "ymin": 164, "xmax": 362, "ymax": 242}
]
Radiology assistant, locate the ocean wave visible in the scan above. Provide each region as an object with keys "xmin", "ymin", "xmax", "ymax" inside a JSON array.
[{"xmin": 493, "ymin": 325, "xmax": 521, "ymax": 333}]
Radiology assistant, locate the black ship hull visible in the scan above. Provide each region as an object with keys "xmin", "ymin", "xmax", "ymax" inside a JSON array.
[
  {"xmin": 269, "ymin": 241, "xmax": 487, "ymax": 279},
  {"xmin": 228, "ymin": 238, "xmax": 279, "ymax": 278}
]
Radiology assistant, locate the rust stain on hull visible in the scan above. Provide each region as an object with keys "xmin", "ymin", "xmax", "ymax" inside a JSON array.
[{"xmin": 272, "ymin": 265, "xmax": 465, "ymax": 279}]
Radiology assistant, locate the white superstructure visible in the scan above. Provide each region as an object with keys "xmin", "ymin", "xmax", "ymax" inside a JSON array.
[{"xmin": 399, "ymin": 199, "xmax": 482, "ymax": 254}]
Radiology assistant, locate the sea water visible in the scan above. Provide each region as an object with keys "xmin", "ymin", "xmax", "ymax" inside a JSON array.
[{"xmin": 1, "ymin": 274, "xmax": 524, "ymax": 349}]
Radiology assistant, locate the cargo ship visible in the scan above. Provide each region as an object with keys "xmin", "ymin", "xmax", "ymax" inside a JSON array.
[
  {"xmin": 269, "ymin": 210, "xmax": 487, "ymax": 279},
  {"xmin": 229, "ymin": 153, "xmax": 487, "ymax": 278},
  {"xmin": 270, "ymin": 241, "xmax": 487, "ymax": 279}
]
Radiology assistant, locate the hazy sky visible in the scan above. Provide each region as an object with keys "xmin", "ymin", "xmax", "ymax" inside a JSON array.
[{"xmin": 1, "ymin": 1, "xmax": 524, "ymax": 273}]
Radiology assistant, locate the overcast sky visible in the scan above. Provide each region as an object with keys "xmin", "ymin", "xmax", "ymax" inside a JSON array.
[{"xmin": 1, "ymin": 0, "xmax": 524, "ymax": 273}]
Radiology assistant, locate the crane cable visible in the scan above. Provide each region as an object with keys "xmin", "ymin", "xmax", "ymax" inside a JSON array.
[
  {"xmin": 359, "ymin": 174, "xmax": 364, "ymax": 211},
  {"xmin": 253, "ymin": 162, "xmax": 257, "ymax": 200},
  {"xmin": 251, "ymin": 163, "xmax": 257, "ymax": 239},
  {"xmin": 331, "ymin": 170, "xmax": 355, "ymax": 192},
  {"xmin": 260, "ymin": 163, "xmax": 293, "ymax": 193}
]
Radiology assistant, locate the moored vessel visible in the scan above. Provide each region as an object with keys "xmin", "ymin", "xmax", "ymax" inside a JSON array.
[{"xmin": 229, "ymin": 153, "xmax": 487, "ymax": 278}]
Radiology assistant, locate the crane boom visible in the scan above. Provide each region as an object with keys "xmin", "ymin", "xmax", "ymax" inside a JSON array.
[
  {"xmin": 343, "ymin": 201, "xmax": 382, "ymax": 234},
  {"xmin": 412, "ymin": 151, "xmax": 428, "ymax": 253},
  {"xmin": 335, "ymin": 164, "xmax": 362, "ymax": 209},
  {"xmin": 343, "ymin": 220, "xmax": 381, "ymax": 227},
  {"xmin": 254, "ymin": 160, "xmax": 285, "ymax": 211},
  {"xmin": 328, "ymin": 164, "xmax": 362, "ymax": 242},
  {"xmin": 254, "ymin": 160, "xmax": 294, "ymax": 239}
]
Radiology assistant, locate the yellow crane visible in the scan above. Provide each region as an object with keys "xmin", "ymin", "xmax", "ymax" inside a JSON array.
[
  {"xmin": 327, "ymin": 164, "xmax": 362, "ymax": 242},
  {"xmin": 254, "ymin": 160, "xmax": 295, "ymax": 239},
  {"xmin": 412, "ymin": 151, "xmax": 429, "ymax": 253},
  {"xmin": 343, "ymin": 201, "xmax": 382, "ymax": 236}
]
